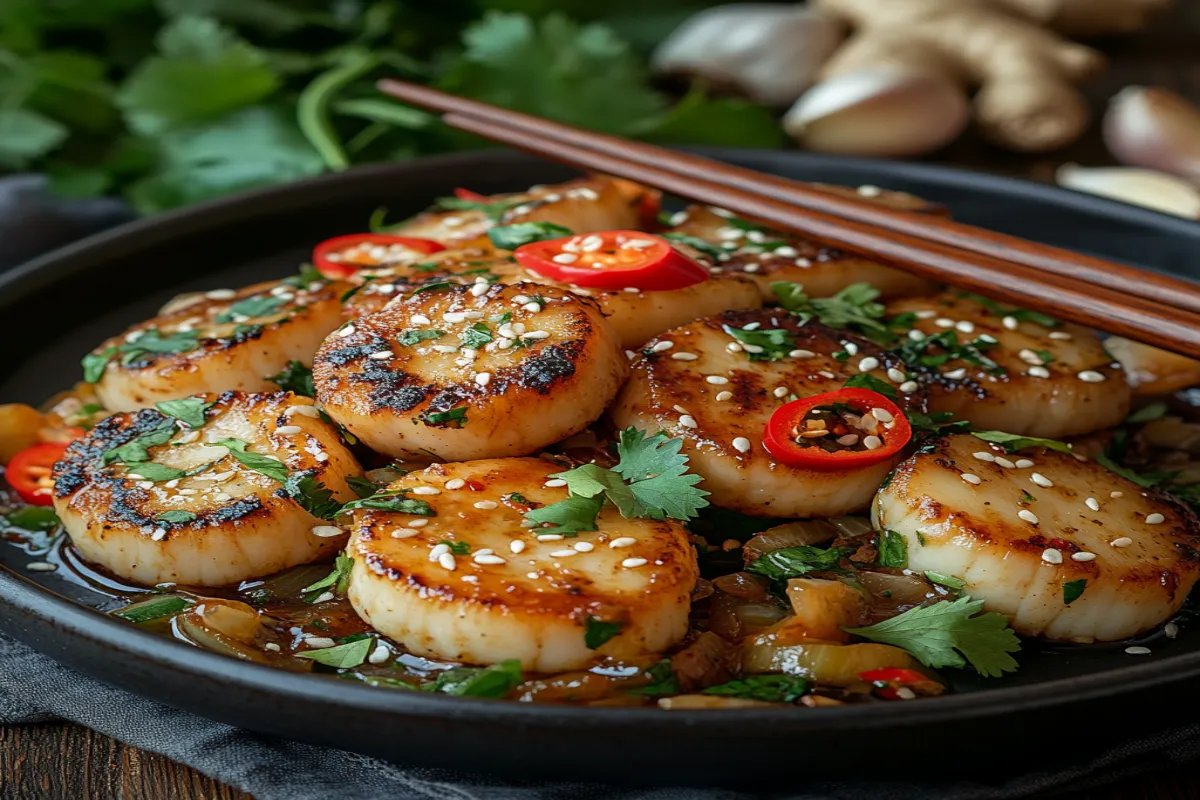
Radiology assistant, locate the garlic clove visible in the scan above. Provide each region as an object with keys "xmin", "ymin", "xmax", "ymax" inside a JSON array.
[
  {"xmin": 1103, "ymin": 86, "xmax": 1200, "ymax": 184},
  {"xmin": 653, "ymin": 5, "xmax": 844, "ymax": 107},
  {"xmin": 1055, "ymin": 164, "xmax": 1200, "ymax": 218},
  {"xmin": 783, "ymin": 68, "xmax": 969, "ymax": 157}
]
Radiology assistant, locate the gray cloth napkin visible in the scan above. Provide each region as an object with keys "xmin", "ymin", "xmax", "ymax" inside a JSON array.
[{"xmin": 3, "ymin": 634, "xmax": 1200, "ymax": 800}]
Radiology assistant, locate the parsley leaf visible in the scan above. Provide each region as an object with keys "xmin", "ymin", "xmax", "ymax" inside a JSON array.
[
  {"xmin": 339, "ymin": 488, "xmax": 435, "ymax": 516},
  {"xmin": 118, "ymin": 329, "xmax": 201, "ymax": 365},
  {"xmin": 584, "ymin": 617, "xmax": 623, "ymax": 649},
  {"xmin": 702, "ymin": 675, "xmax": 809, "ymax": 703},
  {"xmin": 487, "ymin": 221, "xmax": 572, "ymax": 250},
  {"xmin": 281, "ymin": 264, "xmax": 324, "ymax": 289},
  {"xmin": 459, "ymin": 323, "xmax": 492, "ymax": 349},
  {"xmin": 426, "ymin": 659, "xmax": 523, "ymax": 698},
  {"xmin": 398, "ymin": 329, "xmax": 445, "ymax": 346},
  {"xmin": 843, "ymin": 373, "xmax": 897, "ymax": 399},
  {"xmin": 267, "ymin": 360, "xmax": 315, "ymax": 397},
  {"xmin": 214, "ymin": 437, "xmax": 289, "ymax": 482},
  {"xmin": 282, "ymin": 472, "xmax": 341, "ymax": 520},
  {"xmin": 772, "ymin": 282, "xmax": 893, "ymax": 343},
  {"xmin": 972, "ymin": 431, "xmax": 1073, "ymax": 455},
  {"xmin": 721, "ymin": 324, "xmax": 795, "ymax": 362},
  {"xmin": 845, "ymin": 596, "xmax": 1021, "ymax": 677},
  {"xmin": 346, "ymin": 476, "xmax": 377, "ymax": 499},
  {"xmin": 294, "ymin": 637, "xmax": 371, "ymax": 668},
  {"xmin": 155, "ymin": 510, "xmax": 197, "ymax": 524},
  {"xmin": 1063, "ymin": 579, "xmax": 1087, "ymax": 605},
  {"xmin": 154, "ymin": 397, "xmax": 213, "ymax": 429},
  {"xmin": 302, "ymin": 554, "xmax": 354, "ymax": 598},
  {"xmin": 746, "ymin": 545, "xmax": 849, "ymax": 581},
  {"xmin": 411, "ymin": 280, "xmax": 457, "ymax": 296},
  {"xmin": 423, "ymin": 407, "xmax": 468, "ymax": 428},
  {"xmin": 877, "ymin": 530, "xmax": 907, "ymax": 569}
]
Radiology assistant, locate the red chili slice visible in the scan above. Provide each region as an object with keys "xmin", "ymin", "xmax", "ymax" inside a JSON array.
[
  {"xmin": 313, "ymin": 234, "xmax": 446, "ymax": 280},
  {"xmin": 7, "ymin": 442, "xmax": 69, "ymax": 506},
  {"xmin": 513, "ymin": 230, "xmax": 708, "ymax": 291},
  {"xmin": 859, "ymin": 667, "xmax": 944, "ymax": 700},
  {"xmin": 762, "ymin": 388, "xmax": 911, "ymax": 471},
  {"xmin": 454, "ymin": 187, "xmax": 491, "ymax": 203}
]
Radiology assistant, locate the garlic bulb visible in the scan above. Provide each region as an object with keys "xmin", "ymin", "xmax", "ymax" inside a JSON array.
[
  {"xmin": 783, "ymin": 68, "xmax": 969, "ymax": 157},
  {"xmin": 1056, "ymin": 164, "xmax": 1200, "ymax": 218},
  {"xmin": 1103, "ymin": 86, "xmax": 1200, "ymax": 184},
  {"xmin": 653, "ymin": 5, "xmax": 844, "ymax": 107}
]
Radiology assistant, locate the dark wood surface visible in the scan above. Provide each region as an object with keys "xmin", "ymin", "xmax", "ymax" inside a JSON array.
[{"xmin": 3, "ymin": 4, "xmax": 1200, "ymax": 799}]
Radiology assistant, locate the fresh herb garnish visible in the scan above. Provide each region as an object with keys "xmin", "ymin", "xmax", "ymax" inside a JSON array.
[
  {"xmin": 459, "ymin": 323, "xmax": 492, "ymax": 349},
  {"xmin": 701, "ymin": 675, "xmax": 809, "ymax": 703},
  {"xmin": 127, "ymin": 462, "xmax": 188, "ymax": 482},
  {"xmin": 215, "ymin": 294, "xmax": 286, "ymax": 323},
  {"xmin": 411, "ymin": 280, "xmax": 457, "ymax": 296},
  {"xmin": 155, "ymin": 510, "xmax": 197, "ymax": 524},
  {"xmin": 282, "ymin": 264, "xmax": 325, "ymax": 289},
  {"xmin": 433, "ymin": 195, "xmax": 520, "ymax": 221},
  {"xmin": 113, "ymin": 596, "xmax": 193, "ymax": 624},
  {"xmin": 487, "ymin": 222, "xmax": 572, "ymax": 250},
  {"xmin": 302, "ymin": 554, "xmax": 354, "ymax": 598},
  {"xmin": 661, "ymin": 233, "xmax": 725, "ymax": 260},
  {"xmin": 215, "ymin": 438, "xmax": 289, "ymax": 482},
  {"xmin": 490, "ymin": 311, "xmax": 513, "ymax": 325},
  {"xmin": 584, "ymin": 617, "xmax": 623, "ymax": 649},
  {"xmin": 346, "ymin": 476, "xmax": 377, "ymax": 498},
  {"xmin": 626, "ymin": 659, "xmax": 679, "ymax": 696},
  {"xmin": 773, "ymin": 282, "xmax": 893, "ymax": 344},
  {"xmin": 103, "ymin": 416, "xmax": 178, "ymax": 465},
  {"xmin": 439, "ymin": 539, "xmax": 471, "ymax": 556},
  {"xmin": 82, "ymin": 348, "xmax": 117, "ymax": 383},
  {"xmin": 746, "ymin": 545, "xmax": 849, "ymax": 581},
  {"xmin": 423, "ymin": 407, "xmax": 468, "ymax": 428},
  {"xmin": 721, "ymin": 324, "xmax": 796, "ymax": 362},
  {"xmin": 154, "ymin": 397, "xmax": 213, "ymax": 429},
  {"xmin": 958, "ymin": 292, "xmax": 1058, "ymax": 328},
  {"xmin": 1127, "ymin": 403, "xmax": 1168, "ymax": 424},
  {"xmin": 843, "ymin": 374, "xmax": 897, "ymax": 399},
  {"xmin": 907, "ymin": 411, "xmax": 969, "ymax": 436},
  {"xmin": 895, "ymin": 330, "xmax": 1001, "ymax": 374},
  {"xmin": 268, "ymin": 361, "xmax": 315, "ymax": 397},
  {"xmin": 845, "ymin": 596, "xmax": 1021, "ymax": 677},
  {"xmin": 926, "ymin": 571, "xmax": 965, "ymax": 591},
  {"xmin": 877, "ymin": 530, "xmax": 907, "ymax": 569},
  {"xmin": 282, "ymin": 472, "xmax": 342, "ymax": 520},
  {"xmin": 5, "ymin": 507, "xmax": 61, "ymax": 532},
  {"xmin": 119, "ymin": 329, "xmax": 202, "ymax": 365},
  {"xmin": 339, "ymin": 489, "xmax": 435, "ymax": 516},
  {"xmin": 1063, "ymin": 579, "xmax": 1087, "ymax": 605},
  {"xmin": 294, "ymin": 638, "xmax": 371, "ymax": 668},
  {"xmin": 972, "ymin": 431, "xmax": 1072, "ymax": 455},
  {"xmin": 426, "ymin": 660, "xmax": 523, "ymax": 698},
  {"xmin": 398, "ymin": 329, "xmax": 445, "ymax": 346}
]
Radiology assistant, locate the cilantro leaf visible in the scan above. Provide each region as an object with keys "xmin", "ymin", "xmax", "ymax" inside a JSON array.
[
  {"xmin": 907, "ymin": 411, "xmax": 969, "ymax": 436},
  {"xmin": 626, "ymin": 659, "xmax": 679, "ymax": 696},
  {"xmin": 877, "ymin": 530, "xmax": 907, "ymax": 569},
  {"xmin": 894, "ymin": 330, "xmax": 1000, "ymax": 374},
  {"xmin": 282, "ymin": 472, "xmax": 341, "ymax": 520},
  {"xmin": 302, "ymin": 553, "xmax": 354, "ymax": 598},
  {"xmin": 611, "ymin": 428, "xmax": 708, "ymax": 520},
  {"xmin": 411, "ymin": 281, "xmax": 456, "ymax": 296},
  {"xmin": 127, "ymin": 462, "xmax": 188, "ymax": 482},
  {"xmin": 845, "ymin": 596, "xmax": 1021, "ymax": 677},
  {"xmin": 113, "ymin": 596, "xmax": 193, "ymax": 624},
  {"xmin": 1094, "ymin": 451, "xmax": 1169, "ymax": 488},
  {"xmin": 486, "ymin": 221, "xmax": 572, "ymax": 250},
  {"xmin": 104, "ymin": 416, "xmax": 178, "ymax": 465},
  {"xmin": 433, "ymin": 195, "xmax": 521, "ymax": 220},
  {"xmin": 5, "ymin": 507, "xmax": 60, "ymax": 532},
  {"xmin": 215, "ymin": 294, "xmax": 286, "ymax": 323},
  {"xmin": 281, "ymin": 264, "xmax": 324, "ymax": 289},
  {"xmin": 746, "ymin": 545, "xmax": 849, "ymax": 581},
  {"xmin": 523, "ymin": 494, "xmax": 604, "ymax": 535},
  {"xmin": 267, "ymin": 360, "xmax": 315, "ymax": 397},
  {"xmin": 294, "ymin": 637, "xmax": 371, "ymax": 668},
  {"xmin": 772, "ymin": 282, "xmax": 893, "ymax": 343},
  {"xmin": 423, "ymin": 407, "xmax": 468, "ymax": 428},
  {"xmin": 972, "ymin": 431, "xmax": 1072, "ymax": 455},
  {"xmin": 398, "ymin": 329, "xmax": 445, "ymax": 346},
  {"xmin": 661, "ymin": 233, "xmax": 725, "ymax": 260},
  {"xmin": 721, "ymin": 324, "xmax": 796, "ymax": 362},
  {"xmin": 0, "ymin": 108, "xmax": 68, "ymax": 169},
  {"xmin": 214, "ymin": 437, "xmax": 289, "ymax": 482},
  {"xmin": 459, "ymin": 323, "xmax": 493, "ymax": 349},
  {"xmin": 584, "ymin": 617, "xmax": 623, "ymax": 649},
  {"xmin": 427, "ymin": 659, "xmax": 523, "ymax": 698},
  {"xmin": 346, "ymin": 476, "xmax": 377, "ymax": 499},
  {"xmin": 702, "ymin": 675, "xmax": 809, "ymax": 703},
  {"xmin": 154, "ymin": 397, "xmax": 213, "ymax": 429},
  {"xmin": 155, "ymin": 510, "xmax": 198, "ymax": 524},
  {"xmin": 1063, "ymin": 579, "xmax": 1087, "ymax": 605},
  {"xmin": 82, "ymin": 347, "xmax": 118, "ymax": 383},
  {"xmin": 958, "ymin": 292, "xmax": 1058, "ymax": 328},
  {"xmin": 843, "ymin": 374, "xmax": 897, "ymax": 399},
  {"xmin": 339, "ymin": 489, "xmax": 435, "ymax": 516},
  {"xmin": 118, "ymin": 329, "xmax": 201, "ymax": 365},
  {"xmin": 438, "ymin": 539, "xmax": 471, "ymax": 556}
]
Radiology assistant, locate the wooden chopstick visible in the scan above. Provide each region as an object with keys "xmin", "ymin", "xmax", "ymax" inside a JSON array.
[
  {"xmin": 436, "ymin": 110, "xmax": 1200, "ymax": 360},
  {"xmin": 378, "ymin": 79, "xmax": 1200, "ymax": 317}
]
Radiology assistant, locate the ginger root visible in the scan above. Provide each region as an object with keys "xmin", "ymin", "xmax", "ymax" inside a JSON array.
[{"xmin": 813, "ymin": 0, "xmax": 1106, "ymax": 152}]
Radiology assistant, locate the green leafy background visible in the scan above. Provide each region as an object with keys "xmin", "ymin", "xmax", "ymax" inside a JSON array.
[{"xmin": 1, "ymin": 0, "xmax": 786, "ymax": 215}]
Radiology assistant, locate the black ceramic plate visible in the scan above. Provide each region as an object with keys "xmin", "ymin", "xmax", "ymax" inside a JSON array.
[{"xmin": 3, "ymin": 150, "xmax": 1200, "ymax": 788}]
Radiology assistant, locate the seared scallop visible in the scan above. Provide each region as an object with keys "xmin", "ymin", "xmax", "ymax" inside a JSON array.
[
  {"xmin": 1105, "ymin": 336, "xmax": 1200, "ymax": 396},
  {"xmin": 345, "ymin": 457, "xmax": 697, "ymax": 672},
  {"xmin": 610, "ymin": 310, "xmax": 922, "ymax": 517},
  {"xmin": 393, "ymin": 176, "xmax": 652, "ymax": 246},
  {"xmin": 874, "ymin": 433, "xmax": 1200, "ymax": 642},
  {"xmin": 314, "ymin": 282, "xmax": 627, "ymax": 461},
  {"xmin": 52, "ymin": 392, "xmax": 362, "ymax": 586},
  {"xmin": 341, "ymin": 247, "xmax": 516, "ymax": 320},
  {"xmin": 88, "ymin": 276, "xmax": 344, "ymax": 412},
  {"xmin": 885, "ymin": 290, "xmax": 1131, "ymax": 438},
  {"xmin": 665, "ymin": 206, "xmax": 932, "ymax": 301}
]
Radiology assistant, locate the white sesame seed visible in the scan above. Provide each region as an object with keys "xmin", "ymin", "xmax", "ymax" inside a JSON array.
[
  {"xmin": 474, "ymin": 500, "xmax": 498, "ymax": 510},
  {"xmin": 1049, "ymin": 331, "xmax": 1073, "ymax": 340},
  {"xmin": 1002, "ymin": 316, "xmax": 1018, "ymax": 330},
  {"xmin": 956, "ymin": 321, "xmax": 975, "ymax": 333},
  {"xmin": 470, "ymin": 283, "xmax": 489, "ymax": 297},
  {"xmin": 862, "ymin": 435, "xmax": 883, "ymax": 450},
  {"xmin": 537, "ymin": 534, "xmax": 564, "ymax": 542},
  {"xmin": 550, "ymin": 549, "xmax": 577, "ymax": 558},
  {"xmin": 1166, "ymin": 622, "xmax": 1179, "ymax": 638},
  {"xmin": 742, "ymin": 344, "xmax": 764, "ymax": 354},
  {"xmin": 887, "ymin": 368, "xmax": 906, "ymax": 383},
  {"xmin": 1125, "ymin": 646, "xmax": 1151, "ymax": 655},
  {"xmin": 510, "ymin": 540, "xmax": 526, "ymax": 554},
  {"xmin": 337, "ymin": 325, "xmax": 356, "ymax": 338},
  {"xmin": 445, "ymin": 478, "xmax": 465, "ymax": 490},
  {"xmin": 858, "ymin": 357, "xmax": 880, "ymax": 372},
  {"xmin": 523, "ymin": 303, "xmax": 542, "ymax": 313},
  {"xmin": 1021, "ymin": 510, "xmax": 1041, "ymax": 525},
  {"xmin": 995, "ymin": 457, "xmax": 1015, "ymax": 469},
  {"xmin": 858, "ymin": 184, "xmax": 882, "ymax": 197},
  {"xmin": 543, "ymin": 479, "xmax": 567, "ymax": 488},
  {"xmin": 475, "ymin": 372, "xmax": 491, "ymax": 387},
  {"xmin": 552, "ymin": 253, "xmax": 578, "ymax": 264},
  {"xmin": 773, "ymin": 387, "xmax": 789, "ymax": 398},
  {"xmin": 1086, "ymin": 497, "xmax": 1100, "ymax": 511},
  {"xmin": 407, "ymin": 519, "xmax": 428, "ymax": 528},
  {"xmin": 443, "ymin": 312, "xmax": 466, "ymax": 323},
  {"xmin": 961, "ymin": 473, "xmax": 982, "ymax": 485},
  {"xmin": 26, "ymin": 561, "xmax": 56, "ymax": 572},
  {"xmin": 1111, "ymin": 491, "xmax": 1124, "ymax": 498},
  {"xmin": 651, "ymin": 340, "xmax": 674, "ymax": 352},
  {"xmin": 429, "ymin": 543, "xmax": 450, "ymax": 561},
  {"xmin": 1111, "ymin": 537, "xmax": 1133, "ymax": 548},
  {"xmin": 1041, "ymin": 547, "xmax": 1061, "ymax": 563},
  {"xmin": 871, "ymin": 407, "xmax": 894, "ymax": 423},
  {"xmin": 727, "ymin": 342, "xmax": 744, "ymax": 353},
  {"xmin": 622, "ymin": 557, "xmax": 648, "ymax": 568},
  {"xmin": 311, "ymin": 525, "xmax": 342, "ymax": 538},
  {"xmin": 935, "ymin": 318, "xmax": 955, "ymax": 329},
  {"xmin": 368, "ymin": 350, "xmax": 393, "ymax": 360},
  {"xmin": 1146, "ymin": 513, "xmax": 1165, "ymax": 524},
  {"xmin": 907, "ymin": 330, "xmax": 925, "ymax": 342},
  {"xmin": 705, "ymin": 376, "xmax": 729, "ymax": 385},
  {"xmin": 944, "ymin": 368, "xmax": 967, "ymax": 380},
  {"xmin": 432, "ymin": 345, "xmax": 457, "ymax": 353},
  {"xmin": 679, "ymin": 414, "xmax": 698, "ymax": 429},
  {"xmin": 673, "ymin": 404, "xmax": 689, "ymax": 415},
  {"xmin": 1015, "ymin": 459, "xmax": 1034, "ymax": 469},
  {"xmin": 526, "ymin": 572, "xmax": 540, "ymax": 579},
  {"xmin": 573, "ymin": 542, "xmax": 595, "ymax": 552},
  {"xmin": 1072, "ymin": 551, "xmax": 1097, "ymax": 562},
  {"xmin": 368, "ymin": 644, "xmax": 389, "ymax": 664},
  {"xmin": 1027, "ymin": 366, "xmax": 1051, "ymax": 378},
  {"xmin": 1019, "ymin": 349, "xmax": 1044, "ymax": 365},
  {"xmin": 411, "ymin": 486, "xmax": 440, "ymax": 495},
  {"xmin": 974, "ymin": 451, "xmax": 996, "ymax": 462},
  {"xmin": 207, "ymin": 288, "xmax": 237, "ymax": 300},
  {"xmin": 264, "ymin": 643, "xmax": 281, "ymax": 652},
  {"xmin": 844, "ymin": 342, "xmax": 859, "ymax": 356},
  {"xmin": 790, "ymin": 349, "xmax": 814, "ymax": 358},
  {"xmin": 610, "ymin": 537, "xmax": 636, "ymax": 549},
  {"xmin": 411, "ymin": 314, "xmax": 432, "ymax": 325},
  {"xmin": 716, "ymin": 391, "xmax": 733, "ymax": 401},
  {"xmin": 276, "ymin": 425, "xmax": 302, "ymax": 435},
  {"xmin": 474, "ymin": 554, "xmax": 506, "ymax": 565},
  {"xmin": 438, "ymin": 553, "xmax": 457, "ymax": 571},
  {"xmin": 671, "ymin": 352, "xmax": 699, "ymax": 361},
  {"xmin": 305, "ymin": 637, "xmax": 337, "ymax": 649},
  {"xmin": 1078, "ymin": 370, "xmax": 1106, "ymax": 383},
  {"xmin": 1031, "ymin": 473, "xmax": 1054, "ymax": 488},
  {"xmin": 837, "ymin": 434, "xmax": 858, "ymax": 446},
  {"xmin": 391, "ymin": 529, "xmax": 417, "ymax": 539},
  {"xmin": 899, "ymin": 381, "xmax": 919, "ymax": 393},
  {"xmin": 732, "ymin": 437, "xmax": 751, "ymax": 453}
]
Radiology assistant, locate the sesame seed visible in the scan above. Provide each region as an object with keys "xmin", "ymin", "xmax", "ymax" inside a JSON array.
[
  {"xmin": 1125, "ymin": 646, "xmax": 1151, "ymax": 655},
  {"xmin": 837, "ymin": 434, "xmax": 858, "ymax": 446},
  {"xmin": 305, "ymin": 637, "xmax": 337, "ymax": 649},
  {"xmin": 445, "ymin": 478, "xmax": 465, "ymax": 490},
  {"xmin": 858, "ymin": 356, "xmax": 880, "ymax": 372},
  {"xmin": 944, "ymin": 368, "xmax": 967, "ymax": 380},
  {"xmin": 523, "ymin": 302, "xmax": 542, "ymax": 313},
  {"xmin": 264, "ymin": 643, "xmax": 281, "ymax": 652},
  {"xmin": 407, "ymin": 519, "xmax": 428, "ymax": 528},
  {"xmin": 474, "ymin": 554, "xmax": 506, "ymax": 565},
  {"xmin": 995, "ymin": 457, "xmax": 1016, "ymax": 469},
  {"xmin": 574, "ymin": 542, "xmax": 594, "ymax": 552},
  {"xmin": 552, "ymin": 253, "xmax": 578, "ymax": 264},
  {"xmin": 1021, "ymin": 510, "xmax": 1041, "ymax": 525},
  {"xmin": 543, "ymin": 479, "xmax": 567, "ymax": 488},
  {"xmin": 470, "ymin": 283, "xmax": 489, "ymax": 297},
  {"xmin": 312, "ymin": 591, "xmax": 335, "ymax": 604},
  {"xmin": 733, "ymin": 437, "xmax": 751, "ymax": 453},
  {"xmin": 368, "ymin": 349, "xmax": 394, "ymax": 360},
  {"xmin": 391, "ymin": 530, "xmax": 417, "ymax": 539},
  {"xmin": 510, "ymin": 540, "xmax": 526, "ymax": 554},
  {"xmin": 206, "ymin": 288, "xmax": 237, "ymax": 300},
  {"xmin": 895, "ymin": 687, "xmax": 917, "ymax": 700},
  {"xmin": 974, "ymin": 451, "xmax": 996, "ymax": 462},
  {"xmin": 1049, "ymin": 332, "xmax": 1073, "ymax": 340},
  {"xmin": 1111, "ymin": 537, "xmax": 1133, "ymax": 548},
  {"xmin": 625, "ymin": 350, "xmax": 637, "ymax": 360},
  {"xmin": 537, "ymin": 534, "xmax": 564, "ymax": 542},
  {"xmin": 871, "ymin": 407, "xmax": 894, "ymax": 423},
  {"xmin": 311, "ymin": 525, "xmax": 342, "ymax": 538},
  {"xmin": 432, "ymin": 345, "xmax": 457, "ymax": 353},
  {"xmin": 671, "ymin": 352, "xmax": 699, "ymax": 361},
  {"xmin": 773, "ymin": 387, "xmax": 788, "ymax": 398},
  {"xmin": 727, "ymin": 342, "xmax": 744, "ymax": 353},
  {"xmin": 844, "ymin": 342, "xmax": 859, "ymax": 356},
  {"xmin": 651, "ymin": 340, "xmax": 674, "ymax": 352},
  {"xmin": 438, "ymin": 553, "xmax": 457, "ymax": 571},
  {"xmin": 368, "ymin": 644, "xmax": 389, "ymax": 664},
  {"xmin": 887, "ymin": 368, "xmax": 906, "ymax": 383},
  {"xmin": 1018, "ymin": 349, "xmax": 1044, "ymax": 365},
  {"xmin": 716, "ymin": 391, "xmax": 733, "ymax": 401},
  {"xmin": 443, "ymin": 312, "xmax": 466, "ymax": 323},
  {"xmin": 550, "ymin": 549, "xmax": 577, "ymax": 558},
  {"xmin": 863, "ymin": 435, "xmax": 883, "ymax": 450},
  {"xmin": 858, "ymin": 184, "xmax": 882, "ymax": 197},
  {"xmin": 526, "ymin": 572, "xmax": 539, "ymax": 579},
  {"xmin": 1015, "ymin": 459, "xmax": 1034, "ymax": 469},
  {"xmin": 1111, "ymin": 491, "xmax": 1124, "ymax": 498},
  {"xmin": 429, "ymin": 544, "xmax": 450, "ymax": 561},
  {"xmin": 1027, "ymin": 366, "xmax": 1051, "ymax": 378},
  {"xmin": 411, "ymin": 486, "xmax": 440, "ymax": 495},
  {"xmin": 1078, "ymin": 370, "xmax": 1106, "ymax": 383},
  {"xmin": 1072, "ymin": 551, "xmax": 1097, "ymax": 562},
  {"xmin": 475, "ymin": 372, "xmax": 491, "ymax": 386},
  {"xmin": 1166, "ymin": 622, "xmax": 1179, "ymax": 638},
  {"xmin": 1031, "ymin": 473, "xmax": 1054, "ymax": 488},
  {"xmin": 961, "ymin": 473, "xmax": 982, "ymax": 485},
  {"xmin": 523, "ymin": 330, "xmax": 551, "ymax": 340},
  {"xmin": 899, "ymin": 381, "xmax": 919, "ymax": 393},
  {"xmin": 337, "ymin": 325, "xmax": 356, "ymax": 338},
  {"xmin": 775, "ymin": 246, "xmax": 798, "ymax": 258},
  {"xmin": 1146, "ymin": 513, "xmax": 1165, "ymax": 524},
  {"xmin": 1041, "ymin": 547, "xmax": 1060, "ymax": 563},
  {"xmin": 956, "ymin": 321, "xmax": 975, "ymax": 333},
  {"xmin": 276, "ymin": 425, "xmax": 302, "ymax": 435},
  {"xmin": 907, "ymin": 330, "xmax": 925, "ymax": 342},
  {"xmin": 679, "ymin": 414, "xmax": 698, "ymax": 429},
  {"xmin": 790, "ymin": 349, "xmax": 814, "ymax": 358},
  {"xmin": 610, "ymin": 537, "xmax": 636, "ymax": 549},
  {"xmin": 706, "ymin": 376, "xmax": 729, "ymax": 385},
  {"xmin": 935, "ymin": 318, "xmax": 955, "ymax": 329},
  {"xmin": 743, "ymin": 322, "xmax": 761, "ymax": 330},
  {"xmin": 411, "ymin": 314, "xmax": 432, "ymax": 325},
  {"xmin": 818, "ymin": 370, "xmax": 835, "ymax": 379},
  {"xmin": 743, "ymin": 344, "xmax": 765, "ymax": 354},
  {"xmin": 672, "ymin": 404, "xmax": 689, "ymax": 415},
  {"xmin": 26, "ymin": 562, "xmax": 56, "ymax": 572},
  {"xmin": 1086, "ymin": 497, "xmax": 1100, "ymax": 511},
  {"xmin": 473, "ymin": 500, "xmax": 498, "ymax": 510},
  {"xmin": 622, "ymin": 557, "xmax": 648, "ymax": 568},
  {"xmin": 1002, "ymin": 316, "xmax": 1018, "ymax": 330}
]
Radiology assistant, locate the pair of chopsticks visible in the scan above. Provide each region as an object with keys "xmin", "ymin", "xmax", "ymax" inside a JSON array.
[{"xmin": 378, "ymin": 79, "xmax": 1200, "ymax": 360}]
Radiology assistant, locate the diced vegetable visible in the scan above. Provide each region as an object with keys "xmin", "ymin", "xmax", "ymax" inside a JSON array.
[
  {"xmin": 856, "ymin": 571, "xmax": 934, "ymax": 605},
  {"xmin": 859, "ymin": 667, "xmax": 945, "ymax": 700},
  {"xmin": 708, "ymin": 592, "xmax": 789, "ymax": 641},
  {"xmin": 743, "ymin": 520, "xmax": 838, "ymax": 561},
  {"xmin": 0, "ymin": 404, "xmax": 46, "ymax": 464},
  {"xmin": 785, "ymin": 578, "xmax": 866, "ymax": 642},
  {"xmin": 177, "ymin": 600, "xmax": 273, "ymax": 664},
  {"xmin": 743, "ymin": 641, "xmax": 922, "ymax": 686}
]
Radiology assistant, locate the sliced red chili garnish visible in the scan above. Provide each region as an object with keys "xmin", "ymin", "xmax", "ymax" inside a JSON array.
[
  {"xmin": 859, "ymin": 667, "xmax": 944, "ymax": 700},
  {"xmin": 453, "ymin": 187, "xmax": 492, "ymax": 203},
  {"xmin": 313, "ymin": 234, "xmax": 446, "ymax": 280},
  {"xmin": 7, "ymin": 442, "xmax": 69, "ymax": 506},
  {"xmin": 762, "ymin": 388, "xmax": 911, "ymax": 471},
  {"xmin": 513, "ymin": 230, "xmax": 708, "ymax": 291}
]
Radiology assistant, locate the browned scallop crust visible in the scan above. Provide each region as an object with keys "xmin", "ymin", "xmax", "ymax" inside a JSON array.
[{"xmin": 342, "ymin": 248, "xmax": 521, "ymax": 319}]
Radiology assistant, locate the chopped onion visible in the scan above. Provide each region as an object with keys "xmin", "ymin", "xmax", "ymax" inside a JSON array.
[
  {"xmin": 856, "ymin": 571, "xmax": 934, "ymax": 605},
  {"xmin": 784, "ymin": 578, "xmax": 865, "ymax": 642},
  {"xmin": 711, "ymin": 572, "xmax": 770, "ymax": 601},
  {"xmin": 743, "ymin": 641, "xmax": 921, "ymax": 686},
  {"xmin": 829, "ymin": 516, "xmax": 874, "ymax": 539},
  {"xmin": 708, "ymin": 592, "xmax": 788, "ymax": 641},
  {"xmin": 176, "ymin": 599, "xmax": 273, "ymax": 664},
  {"xmin": 744, "ymin": 520, "xmax": 838, "ymax": 561}
]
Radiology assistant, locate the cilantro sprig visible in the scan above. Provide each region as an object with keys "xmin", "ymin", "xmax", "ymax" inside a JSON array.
[
  {"xmin": 772, "ymin": 282, "xmax": 895, "ymax": 344},
  {"xmin": 721, "ymin": 324, "xmax": 796, "ymax": 362}
]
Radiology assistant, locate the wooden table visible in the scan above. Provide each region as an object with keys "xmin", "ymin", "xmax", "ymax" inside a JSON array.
[{"xmin": 4, "ymin": 4, "xmax": 1200, "ymax": 799}]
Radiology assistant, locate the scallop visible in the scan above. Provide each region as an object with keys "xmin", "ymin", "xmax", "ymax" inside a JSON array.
[
  {"xmin": 609, "ymin": 309, "xmax": 923, "ymax": 517},
  {"xmin": 874, "ymin": 433, "xmax": 1200, "ymax": 642},
  {"xmin": 885, "ymin": 290, "xmax": 1132, "ymax": 438},
  {"xmin": 314, "ymin": 282, "xmax": 627, "ymax": 461},
  {"xmin": 52, "ymin": 392, "xmax": 362, "ymax": 586},
  {"xmin": 88, "ymin": 275, "xmax": 345, "ymax": 412},
  {"xmin": 1105, "ymin": 336, "xmax": 1200, "ymax": 396},
  {"xmin": 665, "ymin": 205, "xmax": 933, "ymax": 301},
  {"xmin": 341, "ymin": 247, "xmax": 515, "ymax": 320},
  {"xmin": 345, "ymin": 457, "xmax": 697, "ymax": 672}
]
